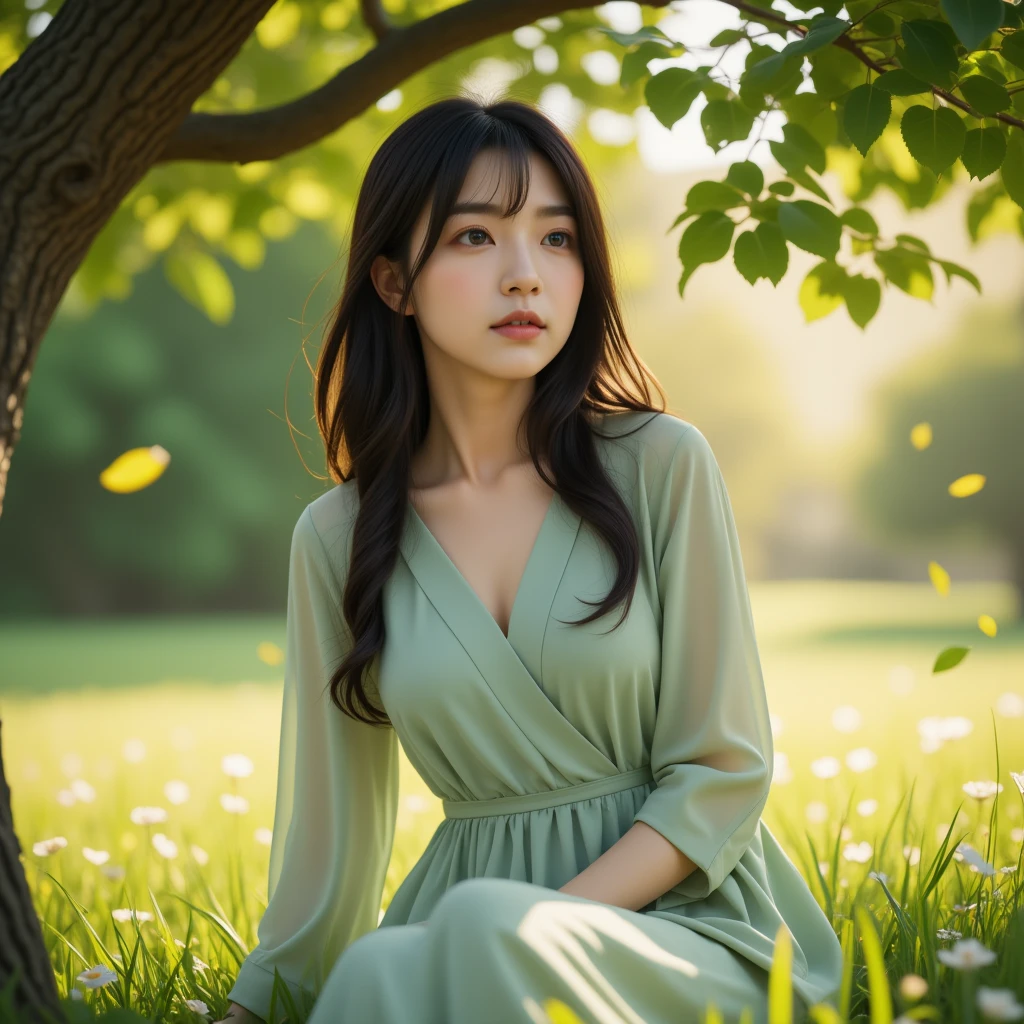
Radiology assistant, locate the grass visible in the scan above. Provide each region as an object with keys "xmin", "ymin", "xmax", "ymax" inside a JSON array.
[{"xmin": 3, "ymin": 579, "xmax": 1024, "ymax": 1024}]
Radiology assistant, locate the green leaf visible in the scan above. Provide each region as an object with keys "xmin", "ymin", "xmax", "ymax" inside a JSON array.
[
  {"xmin": 778, "ymin": 200, "xmax": 842, "ymax": 259},
  {"xmin": 596, "ymin": 25, "xmax": 679, "ymax": 49},
  {"xmin": 772, "ymin": 122, "xmax": 827, "ymax": 174},
  {"xmin": 900, "ymin": 20, "xmax": 959, "ymax": 88},
  {"xmin": 843, "ymin": 274, "xmax": 882, "ymax": 327},
  {"xmin": 645, "ymin": 68, "xmax": 704, "ymax": 128},
  {"xmin": 940, "ymin": 0, "xmax": 1003, "ymax": 51},
  {"xmin": 958, "ymin": 74, "xmax": 1010, "ymax": 114},
  {"xmin": 895, "ymin": 232, "xmax": 930, "ymax": 253},
  {"xmin": 743, "ymin": 16, "xmax": 850, "ymax": 90},
  {"xmin": 874, "ymin": 247, "xmax": 934, "ymax": 298},
  {"xmin": 621, "ymin": 41, "xmax": 672, "ymax": 88},
  {"xmin": 785, "ymin": 168, "xmax": 832, "ymax": 203},
  {"xmin": 798, "ymin": 261, "xmax": 847, "ymax": 321},
  {"xmin": 163, "ymin": 249, "xmax": 235, "ymax": 325},
  {"xmin": 710, "ymin": 28, "xmax": 747, "ymax": 45},
  {"xmin": 684, "ymin": 180, "xmax": 749, "ymax": 213},
  {"xmin": 678, "ymin": 211, "xmax": 735, "ymax": 295},
  {"xmin": 768, "ymin": 180, "xmax": 796, "ymax": 196},
  {"xmin": 933, "ymin": 645, "xmax": 971, "ymax": 673},
  {"xmin": 841, "ymin": 207, "xmax": 879, "ymax": 235},
  {"xmin": 733, "ymin": 222, "xmax": 789, "ymax": 285},
  {"xmin": 873, "ymin": 69, "xmax": 932, "ymax": 95},
  {"xmin": 937, "ymin": 258, "xmax": 982, "ymax": 291},
  {"xmin": 842, "ymin": 83, "xmax": 891, "ymax": 156},
  {"xmin": 726, "ymin": 160, "xmax": 765, "ymax": 197},
  {"xmin": 700, "ymin": 99, "xmax": 756, "ymax": 150},
  {"xmin": 1001, "ymin": 30, "xmax": 1024, "ymax": 72},
  {"xmin": 1002, "ymin": 131, "xmax": 1024, "ymax": 209},
  {"xmin": 810, "ymin": 46, "xmax": 863, "ymax": 98},
  {"xmin": 900, "ymin": 105, "xmax": 966, "ymax": 173},
  {"xmin": 960, "ymin": 127, "xmax": 1006, "ymax": 180}
]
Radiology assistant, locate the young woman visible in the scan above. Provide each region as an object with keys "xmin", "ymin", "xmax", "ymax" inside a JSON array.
[{"xmin": 217, "ymin": 97, "xmax": 843, "ymax": 1024}]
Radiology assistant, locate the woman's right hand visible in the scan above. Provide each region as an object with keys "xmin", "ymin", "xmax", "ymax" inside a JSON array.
[{"xmin": 212, "ymin": 1002, "xmax": 266, "ymax": 1024}]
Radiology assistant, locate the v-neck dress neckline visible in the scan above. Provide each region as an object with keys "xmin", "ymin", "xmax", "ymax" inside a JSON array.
[{"xmin": 399, "ymin": 488, "xmax": 581, "ymax": 669}]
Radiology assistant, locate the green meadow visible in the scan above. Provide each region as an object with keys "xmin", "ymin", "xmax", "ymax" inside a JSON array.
[{"xmin": 4, "ymin": 579, "xmax": 1024, "ymax": 1023}]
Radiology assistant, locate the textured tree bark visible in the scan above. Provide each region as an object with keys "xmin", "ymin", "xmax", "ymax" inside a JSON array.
[{"xmin": 0, "ymin": 2, "xmax": 277, "ymax": 1015}]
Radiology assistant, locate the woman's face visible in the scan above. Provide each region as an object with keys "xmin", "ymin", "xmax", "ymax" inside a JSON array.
[{"xmin": 377, "ymin": 148, "xmax": 585, "ymax": 383}]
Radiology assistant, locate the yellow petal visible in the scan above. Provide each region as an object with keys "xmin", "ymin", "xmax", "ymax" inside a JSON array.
[
  {"xmin": 948, "ymin": 473, "xmax": 986, "ymax": 497},
  {"xmin": 541, "ymin": 999, "xmax": 586, "ymax": 1024},
  {"xmin": 928, "ymin": 561, "xmax": 950, "ymax": 597},
  {"xmin": 99, "ymin": 446, "xmax": 170, "ymax": 493},
  {"xmin": 257, "ymin": 641, "xmax": 284, "ymax": 666},
  {"xmin": 910, "ymin": 423, "xmax": 932, "ymax": 450},
  {"xmin": 978, "ymin": 615, "xmax": 998, "ymax": 638}
]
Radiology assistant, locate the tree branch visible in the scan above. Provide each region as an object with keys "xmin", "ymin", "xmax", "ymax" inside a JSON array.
[
  {"xmin": 718, "ymin": 0, "xmax": 1024, "ymax": 132},
  {"xmin": 361, "ymin": 0, "xmax": 392, "ymax": 42},
  {"xmin": 159, "ymin": 0, "xmax": 673, "ymax": 164}
]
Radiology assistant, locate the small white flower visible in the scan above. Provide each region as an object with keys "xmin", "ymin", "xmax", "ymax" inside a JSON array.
[
  {"xmin": 76, "ymin": 965, "xmax": 117, "ymax": 989},
  {"xmin": 101, "ymin": 864, "xmax": 126, "ymax": 880},
  {"xmin": 33, "ymin": 836, "xmax": 68, "ymax": 856},
  {"xmin": 82, "ymin": 847, "xmax": 110, "ymax": 866},
  {"xmin": 184, "ymin": 998, "xmax": 209, "ymax": 1015},
  {"xmin": 122, "ymin": 739, "xmax": 147, "ymax": 763},
  {"xmin": 977, "ymin": 986, "xmax": 1024, "ymax": 1021},
  {"xmin": 810, "ymin": 756, "xmax": 841, "ymax": 779},
  {"xmin": 846, "ymin": 747, "xmax": 878, "ymax": 773},
  {"xmin": 937, "ymin": 928, "xmax": 963, "ymax": 940},
  {"xmin": 70, "ymin": 779, "xmax": 96, "ymax": 803},
  {"xmin": 191, "ymin": 844, "xmax": 209, "ymax": 866},
  {"xmin": 963, "ymin": 780, "xmax": 1004, "ymax": 801},
  {"xmin": 903, "ymin": 845, "xmax": 921, "ymax": 865},
  {"xmin": 996, "ymin": 693, "xmax": 1024, "ymax": 718},
  {"xmin": 112, "ymin": 909, "xmax": 154, "ymax": 924},
  {"xmin": 938, "ymin": 937, "xmax": 996, "ymax": 970},
  {"xmin": 1000, "ymin": 865, "xmax": 1018, "ymax": 875},
  {"xmin": 843, "ymin": 841, "xmax": 873, "ymax": 864},
  {"xmin": 954, "ymin": 903, "xmax": 979, "ymax": 913},
  {"xmin": 152, "ymin": 833, "xmax": 178, "ymax": 859},
  {"xmin": 254, "ymin": 827, "xmax": 273, "ymax": 846},
  {"xmin": 221, "ymin": 754, "xmax": 254, "ymax": 779},
  {"xmin": 868, "ymin": 870, "xmax": 890, "ymax": 883},
  {"xmin": 840, "ymin": 824, "xmax": 853, "ymax": 841},
  {"xmin": 805, "ymin": 800, "xmax": 829, "ymax": 824},
  {"xmin": 1010, "ymin": 771, "xmax": 1024, "ymax": 797},
  {"xmin": 220, "ymin": 793, "xmax": 249, "ymax": 815},
  {"xmin": 832, "ymin": 705, "xmax": 862, "ymax": 733},
  {"xmin": 164, "ymin": 780, "xmax": 191, "ymax": 805},
  {"xmin": 956, "ymin": 843, "xmax": 996, "ymax": 877},
  {"xmin": 857, "ymin": 798, "xmax": 879, "ymax": 817},
  {"xmin": 70, "ymin": 988, "xmax": 83, "ymax": 1000},
  {"xmin": 130, "ymin": 806, "xmax": 167, "ymax": 826},
  {"xmin": 899, "ymin": 974, "xmax": 928, "ymax": 1001},
  {"xmin": 56, "ymin": 788, "xmax": 77, "ymax": 807}
]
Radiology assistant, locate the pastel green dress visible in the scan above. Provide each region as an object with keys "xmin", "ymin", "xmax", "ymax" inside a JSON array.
[{"xmin": 226, "ymin": 411, "xmax": 844, "ymax": 1024}]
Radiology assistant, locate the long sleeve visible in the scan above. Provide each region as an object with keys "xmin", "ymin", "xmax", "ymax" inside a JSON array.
[
  {"xmin": 227, "ymin": 505, "xmax": 400, "ymax": 1022},
  {"xmin": 632, "ymin": 424, "xmax": 774, "ymax": 901}
]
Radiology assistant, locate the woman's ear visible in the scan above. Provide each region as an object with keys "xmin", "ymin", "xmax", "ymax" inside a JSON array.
[{"xmin": 369, "ymin": 254, "xmax": 413, "ymax": 315}]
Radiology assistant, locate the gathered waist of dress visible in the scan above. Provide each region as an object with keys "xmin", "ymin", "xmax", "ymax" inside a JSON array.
[{"xmin": 441, "ymin": 765, "xmax": 655, "ymax": 820}]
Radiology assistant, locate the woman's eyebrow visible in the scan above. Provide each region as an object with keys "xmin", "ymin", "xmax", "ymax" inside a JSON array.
[{"xmin": 449, "ymin": 201, "xmax": 576, "ymax": 218}]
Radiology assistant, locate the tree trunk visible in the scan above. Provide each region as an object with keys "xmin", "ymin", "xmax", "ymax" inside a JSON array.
[{"xmin": 0, "ymin": 1, "xmax": 276, "ymax": 1016}]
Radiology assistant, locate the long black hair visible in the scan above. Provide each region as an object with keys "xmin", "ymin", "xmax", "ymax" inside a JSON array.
[{"xmin": 313, "ymin": 96, "xmax": 668, "ymax": 726}]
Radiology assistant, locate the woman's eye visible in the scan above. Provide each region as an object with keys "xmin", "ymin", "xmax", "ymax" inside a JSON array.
[{"xmin": 455, "ymin": 228, "xmax": 573, "ymax": 247}]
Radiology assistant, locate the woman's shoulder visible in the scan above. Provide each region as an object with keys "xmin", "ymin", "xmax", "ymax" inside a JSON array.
[
  {"xmin": 297, "ymin": 478, "xmax": 361, "ymax": 575},
  {"xmin": 594, "ymin": 408, "xmax": 705, "ymax": 463}
]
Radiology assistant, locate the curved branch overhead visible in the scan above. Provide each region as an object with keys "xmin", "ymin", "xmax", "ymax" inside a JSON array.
[{"xmin": 159, "ymin": 0, "xmax": 674, "ymax": 165}]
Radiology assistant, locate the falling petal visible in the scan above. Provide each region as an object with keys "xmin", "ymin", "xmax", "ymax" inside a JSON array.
[
  {"xmin": 99, "ymin": 445, "xmax": 171, "ymax": 494},
  {"xmin": 910, "ymin": 423, "xmax": 932, "ymax": 450},
  {"xmin": 948, "ymin": 473, "xmax": 985, "ymax": 498},
  {"xmin": 978, "ymin": 615, "xmax": 997, "ymax": 638},
  {"xmin": 257, "ymin": 641, "xmax": 284, "ymax": 666},
  {"xmin": 928, "ymin": 561, "xmax": 951, "ymax": 597}
]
